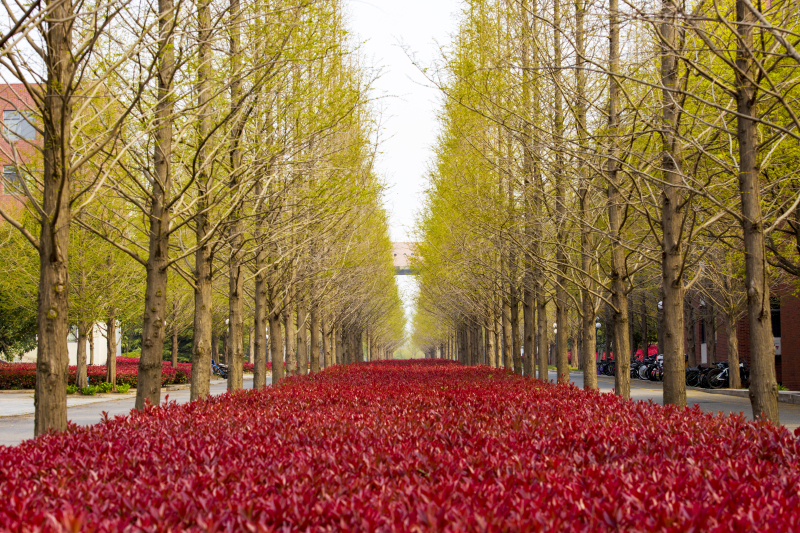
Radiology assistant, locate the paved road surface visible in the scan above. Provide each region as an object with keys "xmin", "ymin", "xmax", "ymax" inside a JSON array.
[
  {"xmin": 553, "ymin": 371, "xmax": 800, "ymax": 430},
  {"xmin": 0, "ymin": 376, "xmax": 266, "ymax": 447}
]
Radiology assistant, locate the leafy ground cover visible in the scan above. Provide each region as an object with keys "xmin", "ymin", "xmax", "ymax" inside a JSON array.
[
  {"xmin": 0, "ymin": 358, "xmax": 191, "ymax": 390},
  {"xmin": 1, "ymin": 361, "xmax": 799, "ymax": 531}
]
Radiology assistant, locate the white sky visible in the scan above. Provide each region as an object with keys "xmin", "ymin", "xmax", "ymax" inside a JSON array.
[
  {"xmin": 346, "ymin": 0, "xmax": 460, "ymax": 341},
  {"xmin": 346, "ymin": 0, "xmax": 460, "ymax": 243}
]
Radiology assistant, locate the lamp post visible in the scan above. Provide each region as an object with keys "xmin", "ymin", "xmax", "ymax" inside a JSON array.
[{"xmin": 595, "ymin": 318, "xmax": 601, "ymax": 360}]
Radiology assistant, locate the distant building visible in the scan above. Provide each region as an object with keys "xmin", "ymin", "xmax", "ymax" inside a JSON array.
[
  {"xmin": 690, "ymin": 289, "xmax": 800, "ymax": 390},
  {"xmin": 18, "ymin": 323, "xmax": 122, "ymax": 366},
  {"xmin": 392, "ymin": 242, "xmax": 417, "ymax": 275},
  {"xmin": 0, "ymin": 83, "xmax": 38, "ymax": 216}
]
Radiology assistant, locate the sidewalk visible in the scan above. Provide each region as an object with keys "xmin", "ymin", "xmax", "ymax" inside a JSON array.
[
  {"xmin": 556, "ymin": 371, "xmax": 800, "ymax": 429},
  {"xmin": 574, "ymin": 371, "xmax": 800, "ymax": 405},
  {"xmin": 0, "ymin": 378, "xmax": 229, "ymax": 418}
]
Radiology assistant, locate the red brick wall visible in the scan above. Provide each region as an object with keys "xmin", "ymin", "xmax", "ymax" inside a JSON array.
[
  {"xmin": 709, "ymin": 291, "xmax": 800, "ymax": 389},
  {"xmin": 780, "ymin": 294, "xmax": 800, "ymax": 390},
  {"xmin": 0, "ymin": 83, "xmax": 36, "ymax": 208}
]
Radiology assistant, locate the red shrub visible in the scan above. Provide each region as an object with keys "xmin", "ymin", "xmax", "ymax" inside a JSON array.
[
  {"xmin": 0, "ymin": 361, "xmax": 799, "ymax": 531},
  {"xmin": 0, "ymin": 358, "xmax": 192, "ymax": 389},
  {"xmin": 241, "ymin": 362, "xmax": 272, "ymax": 373}
]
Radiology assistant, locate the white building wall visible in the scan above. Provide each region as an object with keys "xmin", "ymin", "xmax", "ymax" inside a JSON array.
[{"xmin": 18, "ymin": 323, "xmax": 122, "ymax": 365}]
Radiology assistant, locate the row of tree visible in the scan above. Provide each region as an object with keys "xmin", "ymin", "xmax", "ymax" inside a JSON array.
[
  {"xmin": 410, "ymin": 0, "xmax": 800, "ymax": 424},
  {"xmin": 0, "ymin": 0, "xmax": 404, "ymax": 436}
]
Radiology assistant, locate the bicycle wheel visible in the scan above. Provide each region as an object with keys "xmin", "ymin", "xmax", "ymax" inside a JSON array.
[
  {"xmin": 708, "ymin": 369, "xmax": 726, "ymax": 389},
  {"xmin": 686, "ymin": 370, "xmax": 699, "ymax": 387}
]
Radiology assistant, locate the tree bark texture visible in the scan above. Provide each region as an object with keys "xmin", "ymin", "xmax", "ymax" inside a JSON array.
[
  {"xmin": 736, "ymin": 0, "xmax": 779, "ymax": 422},
  {"xmin": 171, "ymin": 328, "xmax": 178, "ymax": 368},
  {"xmin": 660, "ymin": 0, "xmax": 687, "ymax": 406},
  {"xmin": 310, "ymin": 306, "xmax": 320, "ymax": 373},
  {"xmin": 76, "ymin": 322, "xmax": 89, "ymax": 387},
  {"xmin": 296, "ymin": 303, "xmax": 308, "ymax": 375},
  {"xmin": 269, "ymin": 311, "xmax": 284, "ymax": 384},
  {"xmin": 537, "ymin": 289, "xmax": 548, "ymax": 380},
  {"xmin": 106, "ymin": 317, "xmax": 117, "ymax": 388},
  {"xmin": 135, "ymin": 0, "xmax": 175, "ymax": 411},
  {"xmin": 607, "ymin": 0, "xmax": 631, "ymax": 399},
  {"xmin": 34, "ymin": 0, "xmax": 75, "ymax": 436},
  {"xmin": 226, "ymin": 0, "xmax": 244, "ymax": 393},
  {"xmin": 190, "ymin": 0, "xmax": 214, "ymax": 402}
]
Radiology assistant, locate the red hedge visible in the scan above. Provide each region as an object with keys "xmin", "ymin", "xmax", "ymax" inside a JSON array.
[
  {"xmin": 0, "ymin": 361, "xmax": 798, "ymax": 531},
  {"xmin": 0, "ymin": 358, "xmax": 192, "ymax": 390}
]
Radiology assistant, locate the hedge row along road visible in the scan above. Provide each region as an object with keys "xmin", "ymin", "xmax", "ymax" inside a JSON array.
[{"xmin": 1, "ymin": 360, "xmax": 798, "ymax": 531}]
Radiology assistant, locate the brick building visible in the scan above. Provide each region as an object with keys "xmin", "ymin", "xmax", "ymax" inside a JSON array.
[
  {"xmin": 690, "ymin": 289, "xmax": 800, "ymax": 390},
  {"xmin": 0, "ymin": 83, "xmax": 38, "ymax": 214}
]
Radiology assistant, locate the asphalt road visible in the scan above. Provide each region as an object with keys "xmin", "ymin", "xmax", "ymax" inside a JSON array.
[
  {"xmin": 554, "ymin": 371, "xmax": 800, "ymax": 430},
  {"xmin": 0, "ymin": 376, "xmax": 267, "ymax": 447}
]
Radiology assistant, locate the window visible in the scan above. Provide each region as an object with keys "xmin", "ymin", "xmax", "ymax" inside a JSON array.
[
  {"xmin": 3, "ymin": 165, "xmax": 20, "ymax": 192},
  {"xmin": 3, "ymin": 110, "xmax": 36, "ymax": 141},
  {"xmin": 771, "ymin": 297, "xmax": 781, "ymax": 338}
]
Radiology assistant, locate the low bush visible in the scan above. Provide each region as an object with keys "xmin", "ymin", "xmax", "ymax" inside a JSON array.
[
  {"xmin": 96, "ymin": 382, "xmax": 113, "ymax": 393},
  {"xmin": 0, "ymin": 361, "xmax": 798, "ymax": 531},
  {"xmin": 65, "ymin": 385, "xmax": 77, "ymax": 395},
  {"xmin": 0, "ymin": 359, "xmax": 193, "ymax": 390},
  {"xmin": 115, "ymin": 383, "xmax": 131, "ymax": 394},
  {"xmin": 79, "ymin": 385, "xmax": 97, "ymax": 396}
]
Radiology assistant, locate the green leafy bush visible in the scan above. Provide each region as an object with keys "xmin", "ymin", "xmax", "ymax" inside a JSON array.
[
  {"xmin": 115, "ymin": 383, "xmax": 131, "ymax": 393},
  {"xmin": 80, "ymin": 385, "xmax": 98, "ymax": 396},
  {"xmin": 66, "ymin": 385, "xmax": 77, "ymax": 394},
  {"xmin": 97, "ymin": 382, "xmax": 113, "ymax": 393}
]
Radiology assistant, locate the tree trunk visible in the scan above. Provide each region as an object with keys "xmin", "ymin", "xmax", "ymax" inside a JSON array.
[
  {"xmin": 322, "ymin": 316, "xmax": 332, "ymax": 368},
  {"xmin": 640, "ymin": 295, "xmax": 648, "ymax": 360},
  {"xmin": 523, "ymin": 287, "xmax": 534, "ymax": 377},
  {"xmin": 336, "ymin": 324, "xmax": 343, "ymax": 365},
  {"xmin": 736, "ymin": 0, "xmax": 778, "ymax": 422},
  {"xmin": 536, "ymin": 290, "xmax": 548, "ymax": 380},
  {"xmin": 211, "ymin": 331, "xmax": 219, "ymax": 364},
  {"xmin": 510, "ymin": 287, "xmax": 522, "ymax": 373},
  {"xmin": 726, "ymin": 313, "xmax": 742, "ymax": 389},
  {"xmin": 660, "ymin": 0, "xmax": 687, "ymax": 406},
  {"xmin": 76, "ymin": 322, "xmax": 89, "ymax": 387},
  {"xmin": 253, "ymin": 274, "xmax": 268, "ymax": 389},
  {"xmin": 488, "ymin": 316, "xmax": 497, "ymax": 369},
  {"xmin": 253, "ymin": 253, "xmax": 268, "ymax": 389},
  {"xmin": 685, "ymin": 300, "xmax": 696, "ymax": 367},
  {"xmin": 221, "ymin": 330, "xmax": 228, "ymax": 365},
  {"xmin": 226, "ymin": 0, "xmax": 244, "ymax": 393},
  {"xmin": 502, "ymin": 297, "xmax": 512, "ymax": 369},
  {"xmin": 607, "ymin": 0, "xmax": 631, "ymax": 399},
  {"xmin": 89, "ymin": 326, "xmax": 95, "ymax": 365},
  {"xmin": 106, "ymin": 317, "xmax": 117, "ymax": 389},
  {"xmin": 248, "ymin": 324, "xmax": 254, "ymax": 364},
  {"xmin": 284, "ymin": 299, "xmax": 296, "ymax": 375},
  {"xmin": 34, "ymin": 0, "xmax": 75, "ymax": 436},
  {"xmin": 296, "ymin": 302, "xmax": 307, "ymax": 375},
  {"xmin": 136, "ymin": 0, "xmax": 174, "ymax": 411},
  {"xmin": 190, "ymin": 0, "xmax": 214, "ymax": 402},
  {"xmin": 227, "ymin": 256, "xmax": 244, "ymax": 391},
  {"xmin": 552, "ymin": 0, "xmax": 569, "ymax": 385},
  {"xmin": 576, "ymin": 0, "xmax": 596, "ymax": 389},
  {"xmin": 171, "ymin": 328, "xmax": 178, "ymax": 368},
  {"xmin": 706, "ymin": 302, "xmax": 716, "ymax": 365},
  {"xmin": 310, "ymin": 306, "xmax": 320, "ymax": 373},
  {"xmin": 269, "ymin": 311, "xmax": 285, "ymax": 384}
]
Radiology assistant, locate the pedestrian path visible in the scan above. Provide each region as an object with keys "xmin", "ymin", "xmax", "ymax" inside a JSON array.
[
  {"xmin": 0, "ymin": 376, "xmax": 262, "ymax": 447},
  {"xmin": 554, "ymin": 371, "xmax": 800, "ymax": 430}
]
